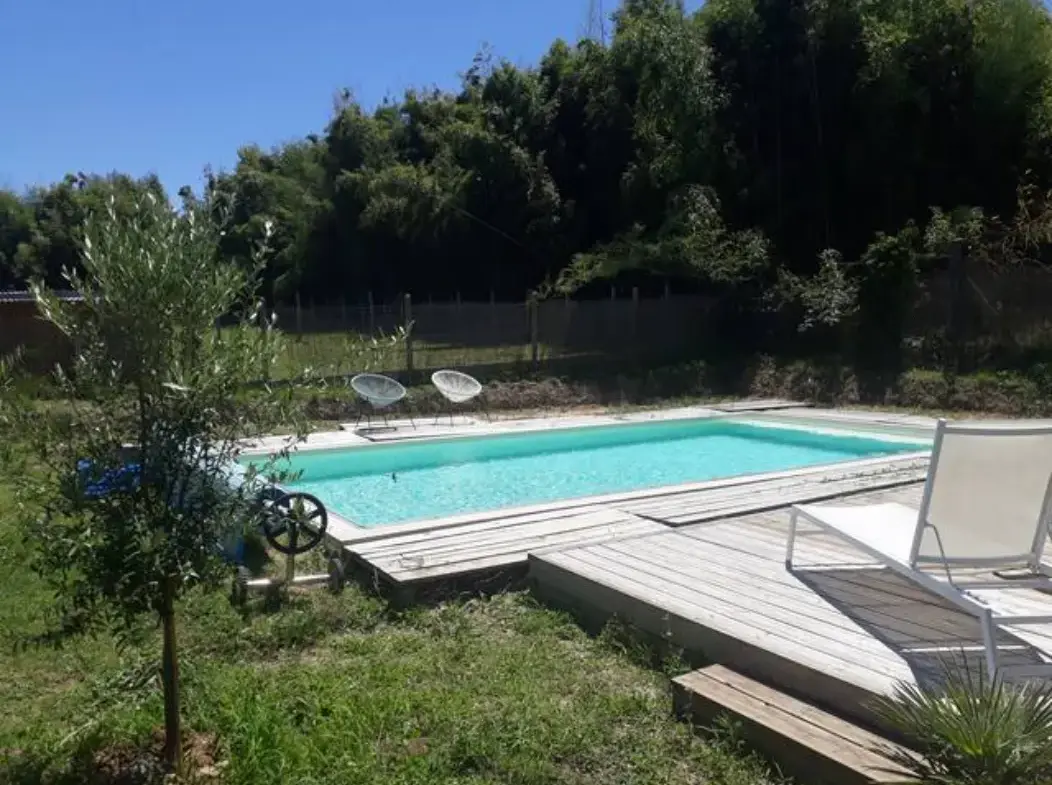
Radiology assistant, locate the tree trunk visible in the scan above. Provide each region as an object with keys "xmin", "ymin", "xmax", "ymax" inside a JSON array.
[{"xmin": 161, "ymin": 578, "xmax": 181, "ymax": 771}]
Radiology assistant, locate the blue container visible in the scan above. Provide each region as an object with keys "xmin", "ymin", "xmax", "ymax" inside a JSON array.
[
  {"xmin": 76, "ymin": 458, "xmax": 142, "ymax": 498},
  {"xmin": 74, "ymin": 457, "xmax": 263, "ymax": 569}
]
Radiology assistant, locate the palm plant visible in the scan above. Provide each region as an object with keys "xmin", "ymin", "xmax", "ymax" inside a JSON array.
[{"xmin": 873, "ymin": 664, "xmax": 1052, "ymax": 785}]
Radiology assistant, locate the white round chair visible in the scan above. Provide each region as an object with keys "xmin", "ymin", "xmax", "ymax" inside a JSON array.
[
  {"xmin": 350, "ymin": 373, "xmax": 413, "ymax": 430},
  {"xmin": 431, "ymin": 369, "xmax": 487, "ymax": 425}
]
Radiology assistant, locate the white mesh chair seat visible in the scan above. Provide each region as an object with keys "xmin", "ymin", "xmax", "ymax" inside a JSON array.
[
  {"xmin": 350, "ymin": 373, "xmax": 406, "ymax": 409},
  {"xmin": 432, "ymin": 370, "xmax": 483, "ymax": 404},
  {"xmin": 786, "ymin": 418, "xmax": 1052, "ymax": 683},
  {"xmin": 430, "ymin": 369, "xmax": 487, "ymax": 425},
  {"xmin": 349, "ymin": 373, "xmax": 413, "ymax": 431}
]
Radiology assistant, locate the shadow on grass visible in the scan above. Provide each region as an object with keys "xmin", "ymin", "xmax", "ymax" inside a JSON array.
[{"xmin": 1, "ymin": 742, "xmax": 161, "ymax": 785}]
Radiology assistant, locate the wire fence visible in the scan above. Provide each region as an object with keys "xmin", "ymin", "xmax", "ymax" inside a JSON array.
[
  {"xmin": 8, "ymin": 259, "xmax": 1052, "ymax": 380},
  {"xmin": 270, "ymin": 291, "xmax": 713, "ymax": 380},
  {"xmin": 273, "ymin": 258, "xmax": 1052, "ymax": 381}
]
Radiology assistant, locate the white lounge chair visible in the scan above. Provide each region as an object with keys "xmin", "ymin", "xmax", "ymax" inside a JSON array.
[
  {"xmin": 349, "ymin": 373, "xmax": 414, "ymax": 430},
  {"xmin": 786, "ymin": 418, "xmax": 1052, "ymax": 682},
  {"xmin": 431, "ymin": 369, "xmax": 488, "ymax": 425}
]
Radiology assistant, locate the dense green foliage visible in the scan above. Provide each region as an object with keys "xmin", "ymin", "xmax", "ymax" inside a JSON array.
[{"xmin": 4, "ymin": 0, "xmax": 1052, "ymax": 315}]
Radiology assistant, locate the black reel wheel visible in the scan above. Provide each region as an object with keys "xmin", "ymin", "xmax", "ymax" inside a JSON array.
[
  {"xmin": 254, "ymin": 485, "xmax": 290, "ymax": 538},
  {"xmin": 261, "ymin": 491, "xmax": 328, "ymax": 555}
]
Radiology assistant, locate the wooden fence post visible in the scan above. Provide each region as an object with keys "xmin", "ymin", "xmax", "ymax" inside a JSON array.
[
  {"xmin": 367, "ymin": 290, "xmax": 375, "ymax": 334},
  {"xmin": 947, "ymin": 241, "xmax": 966, "ymax": 373},
  {"xmin": 295, "ymin": 292, "xmax": 302, "ymax": 333},
  {"xmin": 340, "ymin": 294, "xmax": 347, "ymax": 329},
  {"xmin": 632, "ymin": 286, "xmax": 640, "ymax": 346},
  {"xmin": 529, "ymin": 294, "xmax": 540, "ymax": 369},
  {"xmin": 403, "ymin": 293, "xmax": 414, "ymax": 375}
]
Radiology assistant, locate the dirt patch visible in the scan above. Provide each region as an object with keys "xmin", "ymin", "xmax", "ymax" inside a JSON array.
[{"xmin": 88, "ymin": 729, "xmax": 223, "ymax": 784}]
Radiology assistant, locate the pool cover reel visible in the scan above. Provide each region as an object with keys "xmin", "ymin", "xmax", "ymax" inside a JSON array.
[{"xmin": 74, "ymin": 459, "xmax": 329, "ymax": 560}]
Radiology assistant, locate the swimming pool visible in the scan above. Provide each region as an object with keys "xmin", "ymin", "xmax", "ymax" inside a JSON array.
[{"xmin": 244, "ymin": 417, "xmax": 928, "ymax": 527}]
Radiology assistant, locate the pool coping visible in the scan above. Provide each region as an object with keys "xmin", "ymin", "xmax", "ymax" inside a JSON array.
[
  {"xmin": 240, "ymin": 406, "xmax": 937, "ymax": 545},
  {"xmin": 323, "ymin": 450, "xmax": 931, "ymax": 545},
  {"xmin": 240, "ymin": 404, "xmax": 935, "ymax": 458}
]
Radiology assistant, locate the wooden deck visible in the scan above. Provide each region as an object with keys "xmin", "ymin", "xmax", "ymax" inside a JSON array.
[
  {"xmin": 342, "ymin": 455, "xmax": 927, "ymax": 587},
  {"xmin": 529, "ymin": 484, "xmax": 1052, "ymax": 727},
  {"xmin": 673, "ymin": 665, "xmax": 914, "ymax": 785},
  {"xmin": 346, "ymin": 507, "xmax": 666, "ymax": 586},
  {"xmin": 617, "ymin": 455, "xmax": 926, "ymax": 526},
  {"xmin": 706, "ymin": 398, "xmax": 812, "ymax": 412}
]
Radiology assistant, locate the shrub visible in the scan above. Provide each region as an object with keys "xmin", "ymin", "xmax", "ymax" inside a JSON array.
[{"xmin": 873, "ymin": 669, "xmax": 1052, "ymax": 785}]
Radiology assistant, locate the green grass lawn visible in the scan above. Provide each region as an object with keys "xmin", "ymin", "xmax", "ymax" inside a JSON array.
[{"xmin": 0, "ymin": 461, "xmax": 778, "ymax": 785}]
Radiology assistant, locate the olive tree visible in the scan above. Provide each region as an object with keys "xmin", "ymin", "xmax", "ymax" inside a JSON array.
[{"xmin": 1, "ymin": 191, "xmax": 307, "ymax": 769}]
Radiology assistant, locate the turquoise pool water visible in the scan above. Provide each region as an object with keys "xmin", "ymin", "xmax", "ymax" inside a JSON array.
[{"xmin": 245, "ymin": 419, "xmax": 926, "ymax": 526}]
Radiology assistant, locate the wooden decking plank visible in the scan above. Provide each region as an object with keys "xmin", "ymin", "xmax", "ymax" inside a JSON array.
[
  {"xmin": 623, "ymin": 470, "xmax": 927, "ymax": 525},
  {"xmin": 618, "ymin": 463, "xmax": 924, "ymax": 517},
  {"xmin": 620, "ymin": 479, "xmax": 858, "ymax": 519},
  {"xmin": 352, "ymin": 505, "xmax": 616, "ymax": 559},
  {"xmin": 353, "ymin": 511, "xmax": 646, "ymax": 568},
  {"xmin": 663, "ymin": 471, "xmax": 927, "ymax": 523},
  {"xmin": 349, "ymin": 505, "xmax": 609, "ymax": 554},
  {"xmin": 550, "ymin": 544, "xmax": 909, "ymax": 688},
  {"xmin": 612, "ymin": 532, "xmax": 985, "ymax": 651},
  {"xmin": 709, "ymin": 399, "xmax": 813, "ymax": 412},
  {"xmin": 696, "ymin": 666, "xmax": 894, "ymax": 751},
  {"xmin": 588, "ymin": 541, "xmax": 919, "ymax": 682},
  {"xmin": 695, "ymin": 513, "xmax": 1052, "ymax": 652},
  {"xmin": 371, "ymin": 519, "xmax": 663, "ymax": 581},
  {"xmin": 611, "ymin": 532, "xmax": 927, "ymax": 638},
  {"xmin": 674, "ymin": 666, "xmax": 914, "ymax": 785},
  {"xmin": 379, "ymin": 528, "xmax": 664, "ymax": 583},
  {"xmin": 533, "ymin": 547, "xmax": 901, "ymax": 706},
  {"xmin": 361, "ymin": 519, "xmax": 644, "ymax": 577},
  {"xmin": 357, "ymin": 511, "xmax": 666, "ymax": 584},
  {"xmin": 771, "ymin": 408, "xmax": 938, "ymax": 430},
  {"xmin": 686, "ymin": 519, "xmax": 963, "ymax": 609},
  {"xmin": 631, "ymin": 460, "xmax": 921, "ymax": 511},
  {"xmin": 612, "ymin": 522, "xmax": 1045, "ymax": 670}
]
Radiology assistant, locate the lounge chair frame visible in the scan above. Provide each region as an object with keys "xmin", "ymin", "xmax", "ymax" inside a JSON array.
[{"xmin": 786, "ymin": 418, "xmax": 1052, "ymax": 681}]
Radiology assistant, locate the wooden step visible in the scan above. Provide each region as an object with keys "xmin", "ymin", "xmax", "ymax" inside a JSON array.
[{"xmin": 672, "ymin": 665, "xmax": 915, "ymax": 785}]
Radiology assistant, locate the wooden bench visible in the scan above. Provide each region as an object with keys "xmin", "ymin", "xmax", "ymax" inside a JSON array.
[{"xmin": 673, "ymin": 665, "xmax": 915, "ymax": 785}]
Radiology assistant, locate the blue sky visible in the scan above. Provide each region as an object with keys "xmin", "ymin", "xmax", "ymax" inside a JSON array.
[{"xmin": 2, "ymin": 0, "xmax": 680, "ymax": 195}]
